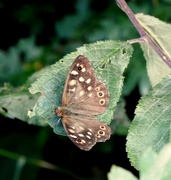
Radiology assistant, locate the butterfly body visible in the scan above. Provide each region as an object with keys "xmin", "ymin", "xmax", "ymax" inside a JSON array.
[{"xmin": 54, "ymin": 55, "xmax": 111, "ymax": 151}]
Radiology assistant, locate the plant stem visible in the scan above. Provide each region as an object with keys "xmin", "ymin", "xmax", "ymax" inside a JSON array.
[
  {"xmin": 0, "ymin": 148, "xmax": 84, "ymax": 180},
  {"xmin": 116, "ymin": 0, "xmax": 171, "ymax": 68}
]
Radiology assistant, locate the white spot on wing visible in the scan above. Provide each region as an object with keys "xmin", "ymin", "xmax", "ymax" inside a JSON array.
[
  {"xmin": 86, "ymin": 135, "xmax": 91, "ymax": 139},
  {"xmin": 68, "ymin": 128, "xmax": 75, "ymax": 133},
  {"xmin": 87, "ymin": 132, "xmax": 92, "ymax": 136},
  {"xmin": 69, "ymin": 79, "xmax": 76, "ymax": 86},
  {"xmin": 71, "ymin": 70, "xmax": 78, "ymax": 75},
  {"xmin": 69, "ymin": 134, "xmax": 77, "ymax": 138},
  {"xmin": 86, "ymin": 78, "xmax": 91, "ymax": 84},
  {"xmin": 78, "ymin": 133, "xmax": 84, "ymax": 137},
  {"xmin": 88, "ymin": 93, "xmax": 92, "ymax": 97},
  {"xmin": 87, "ymin": 86, "xmax": 92, "ymax": 91},
  {"xmin": 79, "ymin": 90, "xmax": 85, "ymax": 96},
  {"xmin": 79, "ymin": 77, "xmax": 84, "ymax": 82},
  {"xmin": 68, "ymin": 87, "xmax": 76, "ymax": 92},
  {"xmin": 81, "ymin": 67, "xmax": 86, "ymax": 72}
]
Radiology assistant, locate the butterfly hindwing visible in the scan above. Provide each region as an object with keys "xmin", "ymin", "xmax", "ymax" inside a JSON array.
[{"xmin": 62, "ymin": 115, "xmax": 111, "ymax": 151}]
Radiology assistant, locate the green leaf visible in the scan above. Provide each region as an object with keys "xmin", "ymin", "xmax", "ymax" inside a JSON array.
[
  {"xmin": 107, "ymin": 165, "xmax": 138, "ymax": 180},
  {"xmin": 0, "ymin": 47, "xmax": 21, "ymax": 84},
  {"xmin": 126, "ymin": 75, "xmax": 171, "ymax": 170},
  {"xmin": 136, "ymin": 13, "xmax": 171, "ymax": 87},
  {"xmin": 0, "ymin": 36, "xmax": 43, "ymax": 86},
  {"xmin": 139, "ymin": 147, "xmax": 157, "ymax": 178},
  {"xmin": 0, "ymin": 83, "xmax": 44, "ymax": 126},
  {"xmin": 139, "ymin": 143, "xmax": 171, "ymax": 180},
  {"xmin": 122, "ymin": 49, "xmax": 151, "ymax": 96},
  {"xmin": 17, "ymin": 36, "xmax": 42, "ymax": 61},
  {"xmin": 111, "ymin": 98, "xmax": 130, "ymax": 136},
  {"xmin": 29, "ymin": 40, "xmax": 133, "ymax": 136}
]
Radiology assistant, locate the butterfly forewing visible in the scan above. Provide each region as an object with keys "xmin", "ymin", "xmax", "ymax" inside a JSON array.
[
  {"xmin": 62, "ymin": 55, "xmax": 109, "ymax": 115},
  {"xmin": 54, "ymin": 55, "xmax": 111, "ymax": 150},
  {"xmin": 62, "ymin": 55, "xmax": 96, "ymax": 106}
]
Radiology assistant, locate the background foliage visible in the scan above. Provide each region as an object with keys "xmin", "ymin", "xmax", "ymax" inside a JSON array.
[{"xmin": 0, "ymin": 0, "xmax": 171, "ymax": 179}]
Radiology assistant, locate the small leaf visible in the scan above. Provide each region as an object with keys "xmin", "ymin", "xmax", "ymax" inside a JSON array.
[
  {"xmin": 136, "ymin": 13, "xmax": 171, "ymax": 87},
  {"xmin": 108, "ymin": 165, "xmax": 138, "ymax": 180},
  {"xmin": 139, "ymin": 143, "xmax": 171, "ymax": 180},
  {"xmin": 29, "ymin": 40, "xmax": 133, "ymax": 136},
  {"xmin": 123, "ymin": 56, "xmax": 151, "ymax": 96},
  {"xmin": 111, "ymin": 98, "xmax": 130, "ymax": 136},
  {"xmin": 126, "ymin": 75, "xmax": 171, "ymax": 169}
]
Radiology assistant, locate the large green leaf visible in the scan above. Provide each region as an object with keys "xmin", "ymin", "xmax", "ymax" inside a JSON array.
[
  {"xmin": 108, "ymin": 143, "xmax": 171, "ymax": 180},
  {"xmin": 136, "ymin": 13, "xmax": 171, "ymax": 87},
  {"xmin": 0, "ymin": 66, "xmax": 51, "ymax": 126},
  {"xmin": 29, "ymin": 40, "xmax": 133, "ymax": 136},
  {"xmin": 126, "ymin": 75, "xmax": 171, "ymax": 169}
]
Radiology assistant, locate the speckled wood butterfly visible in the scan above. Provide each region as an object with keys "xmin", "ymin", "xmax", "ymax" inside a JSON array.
[{"xmin": 54, "ymin": 55, "xmax": 111, "ymax": 150}]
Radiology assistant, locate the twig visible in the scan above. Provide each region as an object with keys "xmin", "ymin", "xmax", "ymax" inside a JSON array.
[{"xmin": 116, "ymin": 0, "xmax": 171, "ymax": 68}]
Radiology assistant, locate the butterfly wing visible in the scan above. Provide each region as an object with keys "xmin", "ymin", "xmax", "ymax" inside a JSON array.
[
  {"xmin": 54, "ymin": 55, "xmax": 111, "ymax": 150},
  {"xmin": 62, "ymin": 114, "xmax": 111, "ymax": 151},
  {"xmin": 62, "ymin": 55, "xmax": 109, "ymax": 116}
]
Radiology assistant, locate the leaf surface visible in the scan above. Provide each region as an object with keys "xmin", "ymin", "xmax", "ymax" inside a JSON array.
[
  {"xmin": 136, "ymin": 13, "xmax": 171, "ymax": 87},
  {"xmin": 29, "ymin": 40, "xmax": 133, "ymax": 135},
  {"xmin": 127, "ymin": 75, "xmax": 171, "ymax": 169}
]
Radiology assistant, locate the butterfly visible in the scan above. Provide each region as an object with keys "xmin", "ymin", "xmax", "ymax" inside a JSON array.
[{"xmin": 54, "ymin": 55, "xmax": 111, "ymax": 150}]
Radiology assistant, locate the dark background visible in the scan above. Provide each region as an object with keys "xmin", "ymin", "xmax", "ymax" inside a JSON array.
[{"xmin": 0, "ymin": 0, "xmax": 170, "ymax": 179}]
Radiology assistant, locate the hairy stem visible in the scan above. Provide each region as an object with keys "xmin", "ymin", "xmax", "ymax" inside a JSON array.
[{"xmin": 116, "ymin": 0, "xmax": 171, "ymax": 68}]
